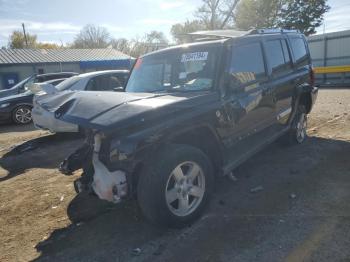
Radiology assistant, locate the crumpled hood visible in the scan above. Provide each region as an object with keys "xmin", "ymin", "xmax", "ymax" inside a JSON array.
[{"xmin": 39, "ymin": 90, "xmax": 214, "ymax": 133}]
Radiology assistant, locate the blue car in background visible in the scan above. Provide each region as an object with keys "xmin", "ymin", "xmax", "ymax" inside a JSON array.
[{"xmin": 0, "ymin": 72, "xmax": 77, "ymax": 124}]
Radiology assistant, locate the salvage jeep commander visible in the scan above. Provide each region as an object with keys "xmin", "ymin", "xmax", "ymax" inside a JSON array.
[{"xmin": 54, "ymin": 29, "xmax": 318, "ymax": 227}]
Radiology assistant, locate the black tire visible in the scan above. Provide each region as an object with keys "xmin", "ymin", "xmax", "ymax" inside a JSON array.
[
  {"xmin": 12, "ymin": 105, "xmax": 32, "ymax": 125},
  {"xmin": 284, "ymin": 105, "xmax": 308, "ymax": 145},
  {"xmin": 137, "ymin": 144, "xmax": 214, "ymax": 228}
]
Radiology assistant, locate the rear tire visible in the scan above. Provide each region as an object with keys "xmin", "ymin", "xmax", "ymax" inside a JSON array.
[
  {"xmin": 284, "ymin": 106, "xmax": 308, "ymax": 145},
  {"xmin": 137, "ymin": 144, "xmax": 214, "ymax": 228},
  {"xmin": 12, "ymin": 105, "xmax": 32, "ymax": 125}
]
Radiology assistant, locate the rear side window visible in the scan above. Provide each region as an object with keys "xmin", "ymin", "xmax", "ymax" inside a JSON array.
[
  {"xmin": 114, "ymin": 73, "xmax": 128, "ymax": 87},
  {"xmin": 281, "ymin": 40, "xmax": 291, "ymax": 65},
  {"xmin": 290, "ymin": 37, "xmax": 308, "ymax": 66},
  {"xmin": 110, "ymin": 75, "xmax": 123, "ymax": 88},
  {"xmin": 86, "ymin": 75, "xmax": 111, "ymax": 91},
  {"xmin": 265, "ymin": 39, "xmax": 292, "ymax": 75},
  {"xmin": 229, "ymin": 42, "xmax": 266, "ymax": 86}
]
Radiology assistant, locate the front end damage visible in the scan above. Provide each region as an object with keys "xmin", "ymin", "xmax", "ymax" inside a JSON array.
[{"xmin": 60, "ymin": 132, "xmax": 128, "ymax": 203}]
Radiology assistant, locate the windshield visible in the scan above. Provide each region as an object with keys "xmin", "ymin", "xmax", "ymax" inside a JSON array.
[
  {"xmin": 8, "ymin": 75, "xmax": 34, "ymax": 91},
  {"xmin": 55, "ymin": 76, "xmax": 81, "ymax": 91},
  {"xmin": 125, "ymin": 45, "xmax": 220, "ymax": 93}
]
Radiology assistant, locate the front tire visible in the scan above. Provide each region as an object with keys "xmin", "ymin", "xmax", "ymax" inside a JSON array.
[
  {"xmin": 12, "ymin": 105, "xmax": 32, "ymax": 125},
  {"xmin": 137, "ymin": 144, "xmax": 214, "ymax": 228}
]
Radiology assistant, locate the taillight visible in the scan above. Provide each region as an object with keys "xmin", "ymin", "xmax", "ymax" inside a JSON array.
[{"xmin": 309, "ymin": 67, "xmax": 315, "ymax": 86}]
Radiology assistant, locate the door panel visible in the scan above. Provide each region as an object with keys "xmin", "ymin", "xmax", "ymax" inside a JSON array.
[
  {"xmin": 217, "ymin": 41, "xmax": 275, "ymax": 148},
  {"xmin": 264, "ymin": 39, "xmax": 295, "ymax": 126}
]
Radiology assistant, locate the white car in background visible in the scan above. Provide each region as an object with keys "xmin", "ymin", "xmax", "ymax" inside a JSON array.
[{"xmin": 32, "ymin": 70, "xmax": 129, "ymax": 133}]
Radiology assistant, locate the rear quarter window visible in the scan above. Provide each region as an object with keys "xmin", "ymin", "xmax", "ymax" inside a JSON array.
[{"xmin": 290, "ymin": 37, "xmax": 309, "ymax": 66}]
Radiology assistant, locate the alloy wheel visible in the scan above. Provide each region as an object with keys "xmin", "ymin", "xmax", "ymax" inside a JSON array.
[
  {"xmin": 165, "ymin": 161, "xmax": 205, "ymax": 217},
  {"xmin": 15, "ymin": 107, "xmax": 32, "ymax": 124},
  {"xmin": 296, "ymin": 113, "xmax": 307, "ymax": 143}
]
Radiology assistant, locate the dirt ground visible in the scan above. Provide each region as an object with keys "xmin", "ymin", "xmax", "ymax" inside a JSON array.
[{"xmin": 0, "ymin": 89, "xmax": 350, "ymax": 262}]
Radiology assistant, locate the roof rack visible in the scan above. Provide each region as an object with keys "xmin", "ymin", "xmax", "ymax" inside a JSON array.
[
  {"xmin": 249, "ymin": 29, "xmax": 300, "ymax": 34},
  {"xmin": 185, "ymin": 28, "xmax": 300, "ymax": 43},
  {"xmin": 186, "ymin": 30, "xmax": 252, "ymax": 42}
]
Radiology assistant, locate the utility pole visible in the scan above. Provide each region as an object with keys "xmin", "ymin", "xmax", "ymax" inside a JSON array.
[{"xmin": 22, "ymin": 23, "xmax": 28, "ymax": 48}]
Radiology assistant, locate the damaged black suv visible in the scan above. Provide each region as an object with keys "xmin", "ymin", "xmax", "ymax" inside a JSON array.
[{"xmin": 57, "ymin": 29, "xmax": 318, "ymax": 227}]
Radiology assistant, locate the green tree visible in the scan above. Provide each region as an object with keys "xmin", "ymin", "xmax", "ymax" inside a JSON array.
[
  {"xmin": 72, "ymin": 24, "xmax": 110, "ymax": 48},
  {"xmin": 278, "ymin": 0, "xmax": 330, "ymax": 35},
  {"xmin": 8, "ymin": 30, "xmax": 37, "ymax": 48},
  {"xmin": 36, "ymin": 42, "xmax": 60, "ymax": 49},
  {"xmin": 235, "ymin": 0, "xmax": 281, "ymax": 30},
  {"xmin": 171, "ymin": 20, "xmax": 206, "ymax": 43},
  {"xmin": 234, "ymin": 0, "xmax": 330, "ymax": 35}
]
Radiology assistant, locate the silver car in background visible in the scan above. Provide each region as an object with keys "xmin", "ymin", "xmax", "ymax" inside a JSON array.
[{"xmin": 32, "ymin": 70, "xmax": 129, "ymax": 133}]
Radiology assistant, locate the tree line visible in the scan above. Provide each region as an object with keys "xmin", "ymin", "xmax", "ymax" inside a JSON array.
[
  {"xmin": 171, "ymin": 0, "xmax": 330, "ymax": 43},
  {"xmin": 7, "ymin": 0, "xmax": 329, "ymax": 56},
  {"xmin": 7, "ymin": 24, "xmax": 169, "ymax": 58}
]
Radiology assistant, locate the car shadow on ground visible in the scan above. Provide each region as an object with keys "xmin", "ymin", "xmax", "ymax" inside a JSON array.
[
  {"xmin": 0, "ymin": 122, "xmax": 37, "ymax": 133},
  {"xmin": 0, "ymin": 133, "xmax": 82, "ymax": 182},
  {"xmin": 32, "ymin": 136, "xmax": 350, "ymax": 261}
]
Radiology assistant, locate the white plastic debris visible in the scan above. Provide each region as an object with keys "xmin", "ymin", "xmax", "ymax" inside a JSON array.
[
  {"xmin": 250, "ymin": 185, "xmax": 264, "ymax": 193},
  {"xmin": 289, "ymin": 193, "xmax": 297, "ymax": 199},
  {"xmin": 228, "ymin": 171, "xmax": 238, "ymax": 182},
  {"xmin": 132, "ymin": 248, "xmax": 142, "ymax": 256}
]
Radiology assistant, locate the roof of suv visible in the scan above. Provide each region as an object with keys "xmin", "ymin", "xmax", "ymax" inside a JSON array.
[
  {"xmin": 143, "ymin": 29, "xmax": 302, "ymax": 58},
  {"xmin": 141, "ymin": 29, "xmax": 300, "ymax": 57},
  {"xmin": 188, "ymin": 29, "xmax": 300, "ymax": 41}
]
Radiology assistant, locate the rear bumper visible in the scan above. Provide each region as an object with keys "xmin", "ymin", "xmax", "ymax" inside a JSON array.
[{"xmin": 32, "ymin": 106, "xmax": 78, "ymax": 133}]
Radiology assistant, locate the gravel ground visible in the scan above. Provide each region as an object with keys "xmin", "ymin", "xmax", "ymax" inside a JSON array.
[{"xmin": 0, "ymin": 89, "xmax": 350, "ymax": 262}]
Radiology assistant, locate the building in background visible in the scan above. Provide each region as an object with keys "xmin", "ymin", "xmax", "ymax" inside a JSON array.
[
  {"xmin": 308, "ymin": 30, "xmax": 350, "ymax": 86},
  {"xmin": 0, "ymin": 48, "xmax": 134, "ymax": 90}
]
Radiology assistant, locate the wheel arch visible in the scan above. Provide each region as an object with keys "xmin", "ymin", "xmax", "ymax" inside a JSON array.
[
  {"xmin": 298, "ymin": 92, "xmax": 312, "ymax": 114},
  {"xmin": 12, "ymin": 103, "xmax": 33, "ymax": 111},
  {"xmin": 165, "ymin": 125, "xmax": 224, "ymax": 174}
]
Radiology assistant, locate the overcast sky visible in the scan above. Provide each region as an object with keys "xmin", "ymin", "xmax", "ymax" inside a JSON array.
[{"xmin": 0, "ymin": 0, "xmax": 349, "ymax": 47}]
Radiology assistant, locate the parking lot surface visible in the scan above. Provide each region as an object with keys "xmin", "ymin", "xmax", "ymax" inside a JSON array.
[{"xmin": 1, "ymin": 89, "xmax": 350, "ymax": 262}]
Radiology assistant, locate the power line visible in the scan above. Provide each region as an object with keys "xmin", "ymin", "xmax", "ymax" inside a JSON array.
[{"xmin": 22, "ymin": 23, "xmax": 28, "ymax": 48}]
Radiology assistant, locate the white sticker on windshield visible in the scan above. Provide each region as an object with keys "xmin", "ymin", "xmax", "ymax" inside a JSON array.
[{"xmin": 181, "ymin": 52, "xmax": 208, "ymax": 62}]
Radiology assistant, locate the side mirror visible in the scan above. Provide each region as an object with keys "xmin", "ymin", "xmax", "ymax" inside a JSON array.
[{"xmin": 113, "ymin": 86, "xmax": 124, "ymax": 92}]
